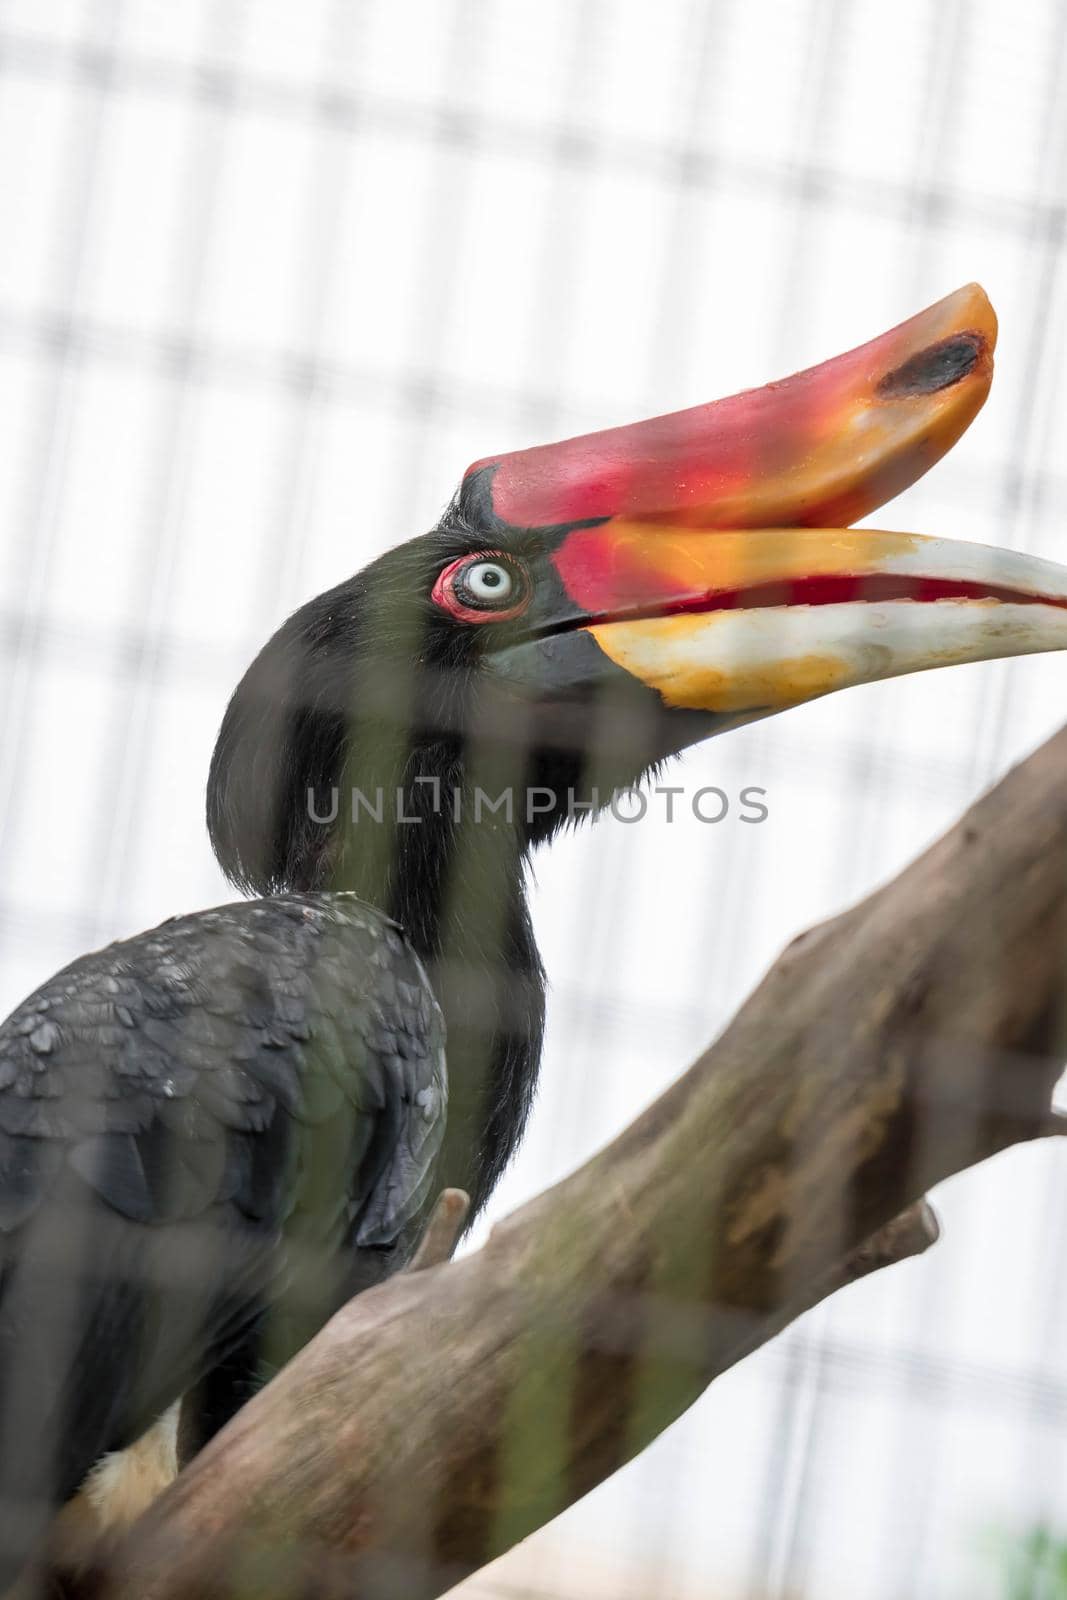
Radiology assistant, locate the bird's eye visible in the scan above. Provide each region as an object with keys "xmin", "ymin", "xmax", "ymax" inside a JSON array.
[
  {"xmin": 464, "ymin": 561, "xmax": 514, "ymax": 602},
  {"xmin": 432, "ymin": 553, "xmax": 531, "ymax": 623}
]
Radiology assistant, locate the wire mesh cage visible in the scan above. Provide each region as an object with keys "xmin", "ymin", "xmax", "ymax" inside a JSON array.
[{"xmin": 0, "ymin": 1, "xmax": 1065, "ymax": 1597}]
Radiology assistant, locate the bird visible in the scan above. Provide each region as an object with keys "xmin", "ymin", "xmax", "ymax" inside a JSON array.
[{"xmin": 2, "ymin": 281, "xmax": 1066, "ymax": 1583}]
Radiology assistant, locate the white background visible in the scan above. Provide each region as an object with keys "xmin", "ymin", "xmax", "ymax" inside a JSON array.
[{"xmin": 0, "ymin": 2, "xmax": 1064, "ymax": 1596}]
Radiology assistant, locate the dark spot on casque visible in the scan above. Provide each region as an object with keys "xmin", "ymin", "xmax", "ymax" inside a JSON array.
[{"xmin": 876, "ymin": 331, "xmax": 986, "ymax": 399}]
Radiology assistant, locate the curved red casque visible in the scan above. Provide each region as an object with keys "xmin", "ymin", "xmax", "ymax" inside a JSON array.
[{"xmin": 463, "ymin": 284, "xmax": 996, "ymax": 532}]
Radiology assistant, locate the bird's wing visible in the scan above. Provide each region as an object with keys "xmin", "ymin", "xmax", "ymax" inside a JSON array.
[{"xmin": 0, "ymin": 892, "xmax": 445, "ymax": 1576}]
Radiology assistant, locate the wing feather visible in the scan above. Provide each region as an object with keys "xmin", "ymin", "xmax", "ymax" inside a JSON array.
[{"xmin": 0, "ymin": 891, "xmax": 446, "ymax": 1584}]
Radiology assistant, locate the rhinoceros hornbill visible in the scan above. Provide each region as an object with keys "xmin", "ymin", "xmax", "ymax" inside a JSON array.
[{"xmin": 0, "ymin": 283, "xmax": 1064, "ymax": 1580}]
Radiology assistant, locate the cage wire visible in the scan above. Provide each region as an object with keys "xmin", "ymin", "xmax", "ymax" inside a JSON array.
[{"xmin": 0, "ymin": 0, "xmax": 1065, "ymax": 1596}]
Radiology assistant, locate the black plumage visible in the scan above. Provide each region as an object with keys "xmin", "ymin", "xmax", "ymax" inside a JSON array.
[
  {"xmin": 0, "ymin": 493, "xmax": 589, "ymax": 1583},
  {"xmin": 0, "ymin": 894, "xmax": 444, "ymax": 1577},
  {"xmin": 0, "ymin": 484, "xmax": 673, "ymax": 1582}
]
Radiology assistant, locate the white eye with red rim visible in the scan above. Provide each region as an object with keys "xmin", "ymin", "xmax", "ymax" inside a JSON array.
[{"xmin": 432, "ymin": 553, "xmax": 531, "ymax": 623}]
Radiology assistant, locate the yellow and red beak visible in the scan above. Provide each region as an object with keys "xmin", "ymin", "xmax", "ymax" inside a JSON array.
[
  {"xmin": 554, "ymin": 525, "xmax": 1067, "ymax": 715},
  {"xmin": 480, "ymin": 284, "xmax": 1067, "ymax": 728}
]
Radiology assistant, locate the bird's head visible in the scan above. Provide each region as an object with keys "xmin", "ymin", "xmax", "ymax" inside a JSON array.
[{"xmin": 209, "ymin": 283, "xmax": 1067, "ymax": 904}]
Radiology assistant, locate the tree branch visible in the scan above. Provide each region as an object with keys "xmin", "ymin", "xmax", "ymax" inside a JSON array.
[{"xmin": 78, "ymin": 725, "xmax": 1067, "ymax": 1599}]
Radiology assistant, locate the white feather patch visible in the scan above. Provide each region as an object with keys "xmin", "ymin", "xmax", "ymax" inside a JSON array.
[{"xmin": 79, "ymin": 1401, "xmax": 181, "ymax": 1531}]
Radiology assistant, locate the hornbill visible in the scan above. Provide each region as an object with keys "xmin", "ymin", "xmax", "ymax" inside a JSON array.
[{"xmin": 0, "ymin": 282, "xmax": 1064, "ymax": 1581}]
